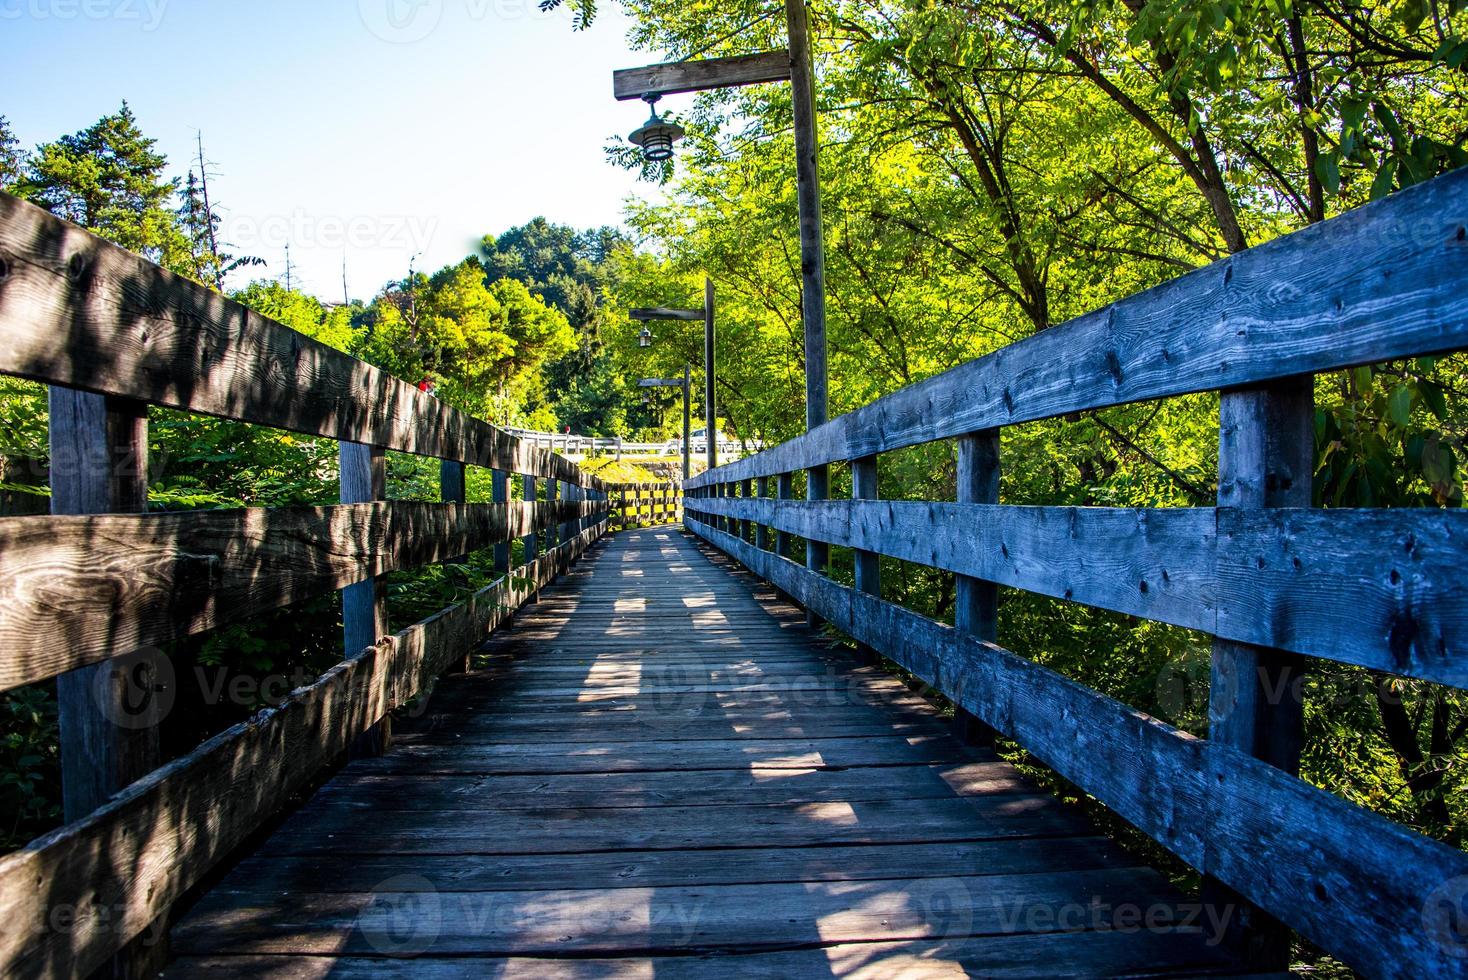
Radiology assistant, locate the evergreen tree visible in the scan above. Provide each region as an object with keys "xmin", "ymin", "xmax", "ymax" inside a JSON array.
[
  {"xmin": 24, "ymin": 102, "xmax": 182, "ymax": 259},
  {"xmin": 0, "ymin": 116, "xmax": 24, "ymax": 192}
]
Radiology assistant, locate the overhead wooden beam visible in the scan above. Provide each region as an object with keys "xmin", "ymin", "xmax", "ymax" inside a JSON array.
[
  {"xmin": 613, "ymin": 50, "xmax": 791, "ymax": 101},
  {"xmin": 630, "ymin": 307, "xmax": 704, "ymax": 321}
]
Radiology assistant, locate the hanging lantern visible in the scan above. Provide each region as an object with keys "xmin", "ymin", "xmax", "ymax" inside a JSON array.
[
  {"xmin": 629, "ymin": 95, "xmax": 685, "ymax": 163},
  {"xmin": 639, "ymin": 325, "xmax": 653, "ymax": 348}
]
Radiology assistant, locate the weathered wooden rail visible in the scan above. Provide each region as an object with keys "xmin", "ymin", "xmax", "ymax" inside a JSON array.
[
  {"xmin": 0, "ymin": 192, "xmax": 613, "ymax": 978},
  {"xmin": 687, "ymin": 168, "xmax": 1468, "ymax": 977}
]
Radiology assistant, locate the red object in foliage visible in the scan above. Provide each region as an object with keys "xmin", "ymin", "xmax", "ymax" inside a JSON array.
[{"xmin": 418, "ymin": 377, "xmax": 437, "ymax": 396}]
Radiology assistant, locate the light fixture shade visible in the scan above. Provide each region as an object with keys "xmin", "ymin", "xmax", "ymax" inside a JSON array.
[
  {"xmin": 629, "ymin": 110, "xmax": 685, "ymax": 163},
  {"xmin": 639, "ymin": 326, "xmax": 653, "ymax": 348}
]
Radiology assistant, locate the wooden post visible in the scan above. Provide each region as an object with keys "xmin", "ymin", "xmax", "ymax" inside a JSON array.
[
  {"xmin": 954, "ymin": 431, "xmax": 1001, "ymax": 745},
  {"xmin": 1205, "ymin": 378, "xmax": 1313, "ymax": 969},
  {"xmin": 682, "ymin": 364, "xmax": 692, "ymax": 483},
  {"xmin": 49, "ymin": 390, "xmax": 168, "ymax": 978},
  {"xmin": 740, "ymin": 478, "xmax": 753, "ymax": 541},
  {"xmin": 439, "ymin": 459, "xmax": 471, "ymax": 675},
  {"xmin": 786, "ymin": 0, "xmax": 827, "ymax": 433},
  {"xmin": 340, "ymin": 441, "xmax": 389, "ymax": 756},
  {"xmin": 492, "ymin": 469, "xmax": 511, "ymax": 576},
  {"xmin": 755, "ymin": 476, "xmax": 770, "ymax": 550},
  {"xmin": 775, "ymin": 473, "xmax": 793, "ymax": 558},
  {"xmin": 521, "ymin": 473, "xmax": 538, "ymax": 603},
  {"xmin": 852, "ymin": 454, "xmax": 882, "ymax": 665},
  {"xmin": 704, "ymin": 278, "xmax": 717, "ymax": 474},
  {"xmin": 50, "ymin": 391, "xmax": 158, "ymax": 820}
]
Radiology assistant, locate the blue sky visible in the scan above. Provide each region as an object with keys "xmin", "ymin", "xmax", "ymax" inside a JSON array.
[{"xmin": 2, "ymin": 0, "xmax": 666, "ymax": 300}]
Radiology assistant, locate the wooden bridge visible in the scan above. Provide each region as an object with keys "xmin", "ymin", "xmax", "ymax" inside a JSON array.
[{"xmin": 0, "ymin": 168, "xmax": 1465, "ymax": 978}]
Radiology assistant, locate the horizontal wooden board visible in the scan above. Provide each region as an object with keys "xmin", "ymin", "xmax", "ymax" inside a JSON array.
[
  {"xmin": 352, "ymin": 733, "xmax": 985, "ymax": 775},
  {"xmin": 0, "ymin": 193, "xmax": 599, "ymax": 488},
  {"xmin": 688, "ymin": 520, "xmax": 1468, "ymax": 978},
  {"xmin": 173, "ymin": 868, "xmax": 1181, "ymax": 956},
  {"xmin": 613, "ymin": 50, "xmax": 791, "ymax": 100},
  {"xmin": 168, "ymin": 927, "xmax": 1254, "ymax": 979},
  {"xmin": 689, "ymin": 168, "xmax": 1468, "ymax": 489},
  {"xmin": 0, "ymin": 499, "xmax": 603, "ymax": 690},
  {"xmin": 204, "ymin": 835, "xmax": 1121, "ymax": 895},
  {"xmin": 0, "ymin": 525, "xmax": 603, "ymax": 980},
  {"xmin": 306, "ymin": 761, "xmax": 1025, "ymax": 810},
  {"xmin": 687, "ymin": 500, "xmax": 1468, "ymax": 685}
]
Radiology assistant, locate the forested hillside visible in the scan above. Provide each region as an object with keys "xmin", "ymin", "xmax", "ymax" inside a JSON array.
[{"xmin": 3, "ymin": 6, "xmax": 1467, "ymax": 972}]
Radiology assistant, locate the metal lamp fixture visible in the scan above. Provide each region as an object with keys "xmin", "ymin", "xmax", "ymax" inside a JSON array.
[
  {"xmin": 628, "ymin": 95, "xmax": 685, "ymax": 162},
  {"xmin": 638, "ymin": 325, "xmax": 653, "ymax": 348}
]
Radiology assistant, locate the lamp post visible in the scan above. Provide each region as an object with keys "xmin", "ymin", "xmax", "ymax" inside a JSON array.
[
  {"xmin": 631, "ymin": 277, "xmax": 716, "ymax": 475},
  {"xmin": 639, "ymin": 373, "xmax": 692, "ymax": 481},
  {"xmin": 615, "ymin": 0, "xmax": 829, "ymax": 577}
]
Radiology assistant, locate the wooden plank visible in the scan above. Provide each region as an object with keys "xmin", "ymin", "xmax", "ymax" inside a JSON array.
[
  {"xmin": 306, "ymin": 760, "xmax": 1024, "ymax": 810},
  {"xmin": 0, "ymin": 192, "xmax": 599, "ymax": 488},
  {"xmin": 0, "ymin": 500, "xmax": 599, "ymax": 690},
  {"xmin": 350, "ymin": 733, "xmax": 987, "ymax": 776},
  {"xmin": 613, "ymin": 50, "xmax": 791, "ymax": 101},
  {"xmin": 687, "ymin": 499, "xmax": 1468, "ymax": 686},
  {"xmin": 687, "ymin": 167, "xmax": 1468, "ymax": 489},
  {"xmin": 172, "ymin": 869, "xmax": 1186, "ymax": 956},
  {"xmin": 167, "ymin": 928, "xmax": 1252, "ymax": 979},
  {"xmin": 201, "ymin": 835, "xmax": 1123, "ymax": 895},
  {"xmin": 0, "ymin": 523, "xmax": 604, "ymax": 980},
  {"xmin": 688, "ymin": 519, "xmax": 1468, "ymax": 978},
  {"xmin": 628, "ymin": 307, "xmax": 703, "ymax": 321}
]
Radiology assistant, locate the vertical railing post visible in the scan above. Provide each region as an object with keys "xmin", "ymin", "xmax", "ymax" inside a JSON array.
[
  {"xmin": 439, "ymin": 458, "xmax": 471, "ymax": 675},
  {"xmin": 755, "ymin": 476, "xmax": 770, "ymax": 550},
  {"xmin": 1205, "ymin": 379, "xmax": 1313, "ymax": 969},
  {"xmin": 775, "ymin": 473, "xmax": 793, "ymax": 558},
  {"xmin": 492, "ymin": 468, "xmax": 511, "ymax": 577},
  {"xmin": 340, "ymin": 441, "xmax": 390, "ymax": 755},
  {"xmin": 954, "ymin": 431, "xmax": 1000, "ymax": 745},
  {"xmin": 740, "ymin": 478, "xmax": 752, "ymax": 541},
  {"xmin": 851, "ymin": 455, "xmax": 881, "ymax": 665},
  {"xmin": 520, "ymin": 473, "xmax": 538, "ymax": 602},
  {"xmin": 50, "ymin": 389, "xmax": 167, "ymax": 977}
]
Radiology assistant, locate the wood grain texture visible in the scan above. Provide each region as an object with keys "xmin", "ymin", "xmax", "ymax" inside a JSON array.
[
  {"xmin": 0, "ymin": 500, "xmax": 602, "ymax": 690},
  {"xmin": 689, "ymin": 517, "xmax": 1468, "ymax": 978},
  {"xmin": 0, "ymin": 193, "xmax": 600, "ymax": 488},
  {"xmin": 688, "ymin": 168, "xmax": 1468, "ymax": 488},
  {"xmin": 0, "ymin": 523, "xmax": 605, "ymax": 980}
]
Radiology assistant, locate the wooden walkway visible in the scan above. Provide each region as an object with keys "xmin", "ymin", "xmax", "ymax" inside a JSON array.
[{"xmin": 168, "ymin": 529, "xmax": 1272, "ymax": 978}]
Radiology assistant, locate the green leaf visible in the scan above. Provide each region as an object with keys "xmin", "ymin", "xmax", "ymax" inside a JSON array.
[
  {"xmin": 1416, "ymin": 380, "xmax": 1449, "ymax": 421},
  {"xmin": 1388, "ymin": 385, "xmax": 1412, "ymax": 427},
  {"xmin": 1369, "ymin": 159, "xmax": 1398, "ymax": 201},
  {"xmin": 1315, "ymin": 153, "xmax": 1341, "ymax": 196}
]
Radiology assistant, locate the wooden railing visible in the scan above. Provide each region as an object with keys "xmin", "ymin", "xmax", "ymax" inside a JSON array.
[
  {"xmin": 686, "ymin": 168, "xmax": 1468, "ymax": 977},
  {"xmin": 605, "ymin": 481, "xmax": 683, "ymax": 530},
  {"xmin": 0, "ymin": 192, "xmax": 612, "ymax": 978}
]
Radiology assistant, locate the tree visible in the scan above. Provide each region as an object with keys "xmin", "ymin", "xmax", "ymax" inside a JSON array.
[
  {"xmin": 0, "ymin": 116, "xmax": 24, "ymax": 192},
  {"xmin": 23, "ymin": 102, "xmax": 183, "ymax": 259}
]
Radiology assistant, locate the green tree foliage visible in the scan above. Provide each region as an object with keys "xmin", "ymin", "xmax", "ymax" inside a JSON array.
[
  {"xmin": 0, "ymin": 116, "xmax": 24, "ymax": 192},
  {"xmin": 19, "ymin": 102, "xmax": 186, "ymax": 262},
  {"xmin": 357, "ymin": 258, "xmax": 576, "ymax": 425}
]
